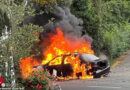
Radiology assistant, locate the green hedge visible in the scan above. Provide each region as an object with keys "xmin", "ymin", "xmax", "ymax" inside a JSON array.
[{"xmin": 103, "ymin": 23, "xmax": 130, "ymax": 59}]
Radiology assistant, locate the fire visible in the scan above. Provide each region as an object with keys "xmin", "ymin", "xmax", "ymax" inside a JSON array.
[
  {"xmin": 20, "ymin": 57, "xmax": 40, "ymax": 78},
  {"xmin": 20, "ymin": 27, "xmax": 94, "ymax": 79}
]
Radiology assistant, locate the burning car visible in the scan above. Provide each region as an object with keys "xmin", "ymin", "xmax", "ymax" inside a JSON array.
[
  {"xmin": 34, "ymin": 53, "xmax": 110, "ymax": 79},
  {"xmin": 79, "ymin": 53, "xmax": 110, "ymax": 78},
  {"xmin": 20, "ymin": 28, "xmax": 110, "ymax": 80}
]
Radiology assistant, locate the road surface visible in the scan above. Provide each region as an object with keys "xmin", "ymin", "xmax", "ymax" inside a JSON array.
[{"xmin": 59, "ymin": 51, "xmax": 130, "ymax": 90}]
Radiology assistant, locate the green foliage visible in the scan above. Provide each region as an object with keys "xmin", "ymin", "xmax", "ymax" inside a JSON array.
[
  {"xmin": 0, "ymin": 0, "xmax": 43, "ymax": 63},
  {"xmin": 0, "ymin": 0, "xmax": 46, "ymax": 88},
  {"xmin": 102, "ymin": 0, "xmax": 130, "ymax": 59},
  {"xmin": 0, "ymin": 9, "xmax": 10, "ymax": 36},
  {"xmin": 22, "ymin": 71, "xmax": 50, "ymax": 90},
  {"xmin": 71, "ymin": 0, "xmax": 130, "ymax": 59},
  {"xmin": 0, "ymin": 37, "xmax": 11, "ymax": 63},
  {"xmin": 0, "ymin": 0, "xmax": 36, "ymax": 32},
  {"xmin": 35, "ymin": 0, "xmax": 57, "ymax": 5},
  {"xmin": 71, "ymin": 0, "xmax": 104, "ymax": 55},
  {"xmin": 0, "ymin": 24, "xmax": 43, "ymax": 84},
  {"xmin": 103, "ymin": 23, "xmax": 130, "ymax": 59},
  {"xmin": 57, "ymin": 0, "xmax": 74, "ymax": 7},
  {"xmin": 104, "ymin": 0, "xmax": 130, "ymax": 24},
  {"xmin": 34, "ymin": 0, "xmax": 74, "ymax": 15},
  {"xmin": 14, "ymin": 0, "xmax": 23, "ymax": 5},
  {"xmin": 10, "ymin": 24, "xmax": 43, "ymax": 65},
  {"xmin": 35, "ymin": 0, "xmax": 71, "ymax": 6}
]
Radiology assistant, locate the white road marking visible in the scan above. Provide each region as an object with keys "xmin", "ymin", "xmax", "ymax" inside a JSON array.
[{"xmin": 87, "ymin": 86, "xmax": 121, "ymax": 89}]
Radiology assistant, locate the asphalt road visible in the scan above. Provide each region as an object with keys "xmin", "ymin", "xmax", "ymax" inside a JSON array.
[{"xmin": 59, "ymin": 51, "xmax": 130, "ymax": 90}]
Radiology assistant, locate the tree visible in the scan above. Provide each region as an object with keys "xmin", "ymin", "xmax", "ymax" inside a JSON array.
[
  {"xmin": 71, "ymin": 0, "xmax": 104, "ymax": 55},
  {"xmin": 102, "ymin": 0, "xmax": 130, "ymax": 58},
  {"xmin": 0, "ymin": 0, "xmax": 41, "ymax": 62},
  {"xmin": 0, "ymin": 9, "xmax": 10, "ymax": 36},
  {"xmin": 71, "ymin": 0, "xmax": 130, "ymax": 58},
  {"xmin": 0, "ymin": 0, "xmax": 43, "ymax": 87},
  {"xmin": 0, "ymin": 0, "xmax": 36, "ymax": 33}
]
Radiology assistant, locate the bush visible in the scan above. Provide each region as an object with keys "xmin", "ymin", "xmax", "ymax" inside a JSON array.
[
  {"xmin": 103, "ymin": 23, "xmax": 130, "ymax": 59},
  {"xmin": 10, "ymin": 24, "xmax": 43, "ymax": 63},
  {"xmin": 22, "ymin": 71, "xmax": 51, "ymax": 90}
]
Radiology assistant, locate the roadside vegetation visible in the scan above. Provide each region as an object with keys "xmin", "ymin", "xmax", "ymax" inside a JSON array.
[{"xmin": 0, "ymin": 0, "xmax": 130, "ymax": 89}]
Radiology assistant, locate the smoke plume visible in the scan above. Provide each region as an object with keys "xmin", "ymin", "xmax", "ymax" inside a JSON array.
[{"xmin": 40, "ymin": 5, "xmax": 92, "ymax": 44}]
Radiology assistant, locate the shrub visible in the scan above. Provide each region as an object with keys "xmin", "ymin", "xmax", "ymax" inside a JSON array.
[
  {"xmin": 103, "ymin": 23, "xmax": 130, "ymax": 59},
  {"xmin": 22, "ymin": 71, "xmax": 51, "ymax": 90}
]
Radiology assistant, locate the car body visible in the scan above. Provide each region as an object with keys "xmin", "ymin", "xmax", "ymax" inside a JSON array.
[
  {"xmin": 34, "ymin": 53, "xmax": 110, "ymax": 78},
  {"xmin": 79, "ymin": 54, "xmax": 110, "ymax": 78}
]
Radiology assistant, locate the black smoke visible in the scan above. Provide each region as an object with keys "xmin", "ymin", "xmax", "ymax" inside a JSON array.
[{"xmin": 40, "ymin": 5, "xmax": 93, "ymax": 44}]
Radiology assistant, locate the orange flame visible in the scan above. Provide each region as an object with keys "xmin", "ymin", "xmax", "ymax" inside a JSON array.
[
  {"xmin": 20, "ymin": 27, "xmax": 94, "ymax": 79},
  {"xmin": 20, "ymin": 57, "xmax": 40, "ymax": 78}
]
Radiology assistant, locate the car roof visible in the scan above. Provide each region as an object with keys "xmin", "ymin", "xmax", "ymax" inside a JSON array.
[{"xmin": 80, "ymin": 54, "xmax": 99, "ymax": 62}]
